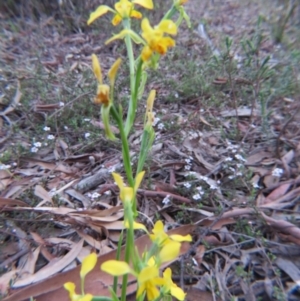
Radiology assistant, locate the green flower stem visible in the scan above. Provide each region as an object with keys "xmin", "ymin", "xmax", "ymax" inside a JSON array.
[
  {"xmin": 113, "ymin": 230, "xmax": 124, "ymax": 294},
  {"xmin": 121, "ymin": 203, "xmax": 135, "ymax": 301},
  {"xmin": 110, "ymin": 105, "xmax": 134, "ymax": 187},
  {"xmin": 92, "ymin": 297, "xmax": 113, "ymax": 301},
  {"xmin": 122, "ymin": 18, "xmax": 137, "ymax": 137},
  {"xmin": 162, "ymin": 5, "xmax": 177, "ymax": 20}
]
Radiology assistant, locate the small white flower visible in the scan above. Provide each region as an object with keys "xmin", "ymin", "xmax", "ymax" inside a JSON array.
[
  {"xmin": 31, "ymin": 147, "xmax": 39, "ymax": 153},
  {"xmin": 185, "ymin": 158, "xmax": 191, "ymax": 164},
  {"xmin": 183, "ymin": 182, "xmax": 191, "ymax": 188},
  {"xmin": 229, "ymin": 167, "xmax": 236, "ymax": 173},
  {"xmin": 272, "ymin": 168, "xmax": 284, "ymax": 177},
  {"xmin": 161, "ymin": 109, "xmax": 167, "ymax": 114},
  {"xmin": 47, "ymin": 135, "xmax": 55, "ymax": 140},
  {"xmin": 91, "ymin": 192, "xmax": 100, "ymax": 199},
  {"xmin": 104, "ymin": 190, "xmax": 111, "ymax": 196},
  {"xmin": 85, "ymin": 133, "xmax": 91, "ymax": 139},
  {"xmin": 175, "ymin": 92, "xmax": 179, "ymax": 98},
  {"xmin": 193, "ymin": 193, "xmax": 201, "ymax": 201},
  {"xmin": 12, "ymin": 162, "xmax": 17, "ymax": 166},
  {"xmin": 162, "ymin": 195, "xmax": 171, "ymax": 205},
  {"xmin": 228, "ymin": 175, "xmax": 235, "ymax": 180},
  {"xmin": 44, "ymin": 142, "xmax": 48, "ymax": 146},
  {"xmin": 196, "ymin": 186, "xmax": 204, "ymax": 195},
  {"xmin": 59, "ymin": 101, "xmax": 65, "ymax": 107},
  {"xmin": 236, "ymin": 172, "xmax": 242, "ymax": 176},
  {"xmin": 64, "ymin": 126, "xmax": 69, "ymax": 130},
  {"xmin": 43, "ymin": 126, "xmax": 50, "ymax": 131},
  {"xmin": 184, "ymin": 165, "xmax": 191, "ymax": 171},
  {"xmin": 225, "ymin": 157, "xmax": 233, "ymax": 162},
  {"xmin": 34, "ymin": 142, "xmax": 42, "ymax": 147},
  {"xmin": 157, "ymin": 123, "xmax": 164, "ymax": 130},
  {"xmin": 235, "ymin": 154, "xmax": 246, "ymax": 162},
  {"xmin": 84, "ymin": 118, "xmax": 91, "ymax": 122}
]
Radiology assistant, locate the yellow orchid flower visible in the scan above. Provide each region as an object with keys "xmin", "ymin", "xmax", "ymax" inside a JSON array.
[
  {"xmin": 150, "ymin": 220, "xmax": 192, "ymax": 246},
  {"xmin": 112, "ymin": 171, "xmax": 145, "ymax": 203},
  {"xmin": 64, "ymin": 282, "xmax": 93, "ymax": 301},
  {"xmin": 80, "ymin": 253, "xmax": 97, "ymax": 279},
  {"xmin": 101, "ymin": 260, "xmax": 165, "ymax": 301},
  {"xmin": 141, "ymin": 18, "xmax": 177, "ymax": 61},
  {"xmin": 92, "ymin": 54, "xmax": 121, "ymax": 106},
  {"xmin": 162, "ymin": 268, "xmax": 186, "ymax": 301},
  {"xmin": 87, "ymin": 0, "xmax": 153, "ymax": 26},
  {"xmin": 91, "ymin": 54, "xmax": 122, "ymax": 140},
  {"xmin": 137, "ymin": 266, "xmax": 166, "ymax": 300}
]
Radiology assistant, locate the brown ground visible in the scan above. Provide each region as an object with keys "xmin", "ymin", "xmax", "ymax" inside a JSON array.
[{"xmin": 1, "ymin": 0, "xmax": 300, "ymax": 300}]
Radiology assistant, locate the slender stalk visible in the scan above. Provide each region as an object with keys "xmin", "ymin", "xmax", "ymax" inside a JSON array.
[
  {"xmin": 162, "ymin": 5, "xmax": 177, "ymax": 20},
  {"xmin": 120, "ymin": 204, "xmax": 135, "ymax": 301},
  {"xmin": 110, "ymin": 105, "xmax": 134, "ymax": 187},
  {"xmin": 122, "ymin": 18, "xmax": 137, "ymax": 137}
]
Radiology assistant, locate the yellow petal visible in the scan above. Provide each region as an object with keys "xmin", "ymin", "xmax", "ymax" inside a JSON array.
[
  {"xmin": 163, "ymin": 267, "xmax": 172, "ymax": 280},
  {"xmin": 134, "ymin": 171, "xmax": 145, "ymax": 192},
  {"xmin": 137, "ymin": 282, "xmax": 146, "ymax": 298},
  {"xmin": 147, "ymin": 285, "xmax": 160, "ymax": 301},
  {"xmin": 80, "ymin": 253, "xmax": 97, "ymax": 279},
  {"xmin": 79, "ymin": 294, "xmax": 94, "ymax": 301},
  {"xmin": 169, "ymin": 234, "xmax": 192, "ymax": 242},
  {"xmin": 115, "ymin": 0, "xmax": 133, "ymax": 18},
  {"xmin": 120, "ymin": 186, "xmax": 134, "ymax": 203},
  {"xmin": 159, "ymin": 241, "xmax": 180, "ymax": 262},
  {"xmin": 147, "ymin": 256, "xmax": 156, "ymax": 267},
  {"xmin": 130, "ymin": 10, "xmax": 142, "ymax": 19},
  {"xmin": 138, "ymin": 266, "xmax": 159, "ymax": 283},
  {"xmin": 112, "ymin": 14, "xmax": 122, "ymax": 26},
  {"xmin": 170, "ymin": 286, "xmax": 186, "ymax": 301},
  {"xmin": 101, "ymin": 260, "xmax": 131, "ymax": 276},
  {"xmin": 64, "ymin": 282, "xmax": 76, "ymax": 299},
  {"xmin": 112, "ymin": 173, "xmax": 125, "ymax": 190},
  {"xmin": 124, "ymin": 220, "xmax": 147, "ymax": 232},
  {"xmin": 153, "ymin": 220, "xmax": 164, "ymax": 233},
  {"xmin": 158, "ymin": 20, "xmax": 178, "ymax": 35},
  {"xmin": 87, "ymin": 6, "xmax": 114, "ymax": 25},
  {"xmin": 92, "ymin": 54, "xmax": 102, "ymax": 84},
  {"xmin": 141, "ymin": 45, "xmax": 153, "ymax": 61},
  {"xmin": 108, "ymin": 58, "xmax": 122, "ymax": 85},
  {"xmin": 141, "ymin": 18, "xmax": 152, "ymax": 35},
  {"xmin": 94, "ymin": 84, "xmax": 110, "ymax": 105},
  {"xmin": 133, "ymin": 0, "xmax": 153, "ymax": 9},
  {"xmin": 146, "ymin": 90, "xmax": 156, "ymax": 113}
]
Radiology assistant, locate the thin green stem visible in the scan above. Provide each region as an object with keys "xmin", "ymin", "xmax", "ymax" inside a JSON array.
[
  {"xmin": 122, "ymin": 18, "xmax": 136, "ymax": 137},
  {"xmin": 121, "ymin": 204, "xmax": 135, "ymax": 301},
  {"xmin": 162, "ymin": 5, "xmax": 177, "ymax": 20},
  {"xmin": 110, "ymin": 105, "xmax": 134, "ymax": 187}
]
